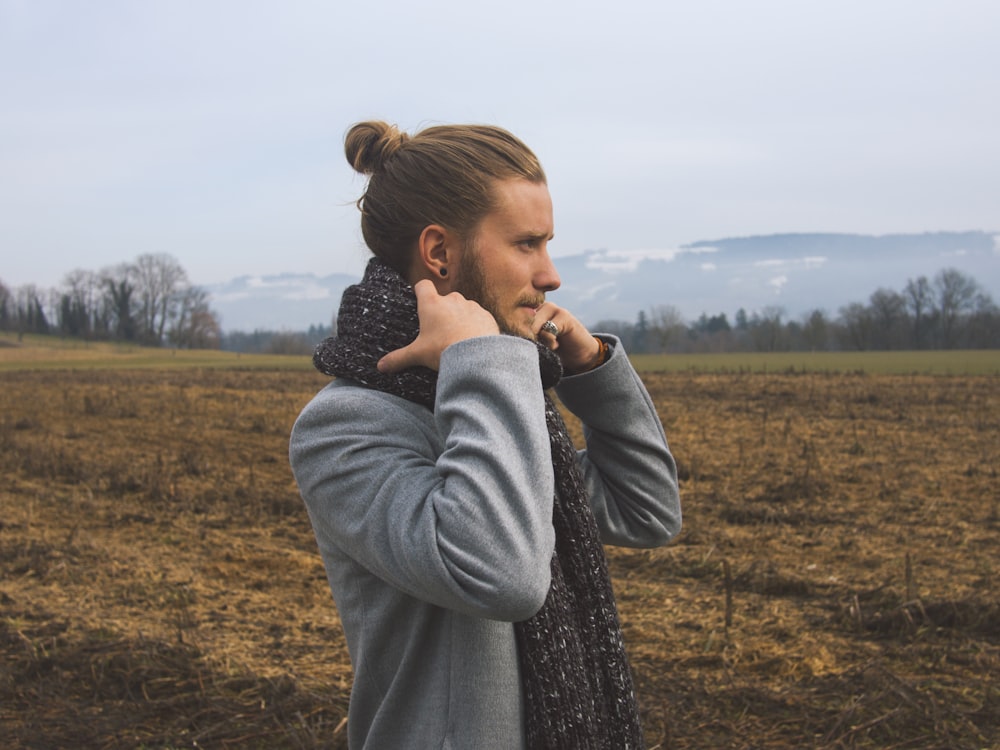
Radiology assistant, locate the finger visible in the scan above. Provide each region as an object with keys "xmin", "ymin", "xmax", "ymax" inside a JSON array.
[
  {"xmin": 412, "ymin": 278, "xmax": 441, "ymax": 303},
  {"xmin": 539, "ymin": 319, "xmax": 560, "ymax": 339},
  {"xmin": 378, "ymin": 343, "xmax": 422, "ymax": 374}
]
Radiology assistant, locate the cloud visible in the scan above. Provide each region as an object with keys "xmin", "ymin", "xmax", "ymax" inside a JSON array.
[
  {"xmin": 754, "ymin": 256, "xmax": 828, "ymax": 270},
  {"xmin": 214, "ymin": 275, "xmax": 333, "ymax": 302},
  {"xmin": 584, "ymin": 246, "xmax": 718, "ymax": 273},
  {"xmin": 769, "ymin": 275, "xmax": 789, "ymax": 292},
  {"xmin": 574, "ymin": 281, "xmax": 618, "ymax": 302}
]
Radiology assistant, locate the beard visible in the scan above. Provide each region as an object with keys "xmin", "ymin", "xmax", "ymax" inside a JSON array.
[{"xmin": 451, "ymin": 245, "xmax": 542, "ymax": 340}]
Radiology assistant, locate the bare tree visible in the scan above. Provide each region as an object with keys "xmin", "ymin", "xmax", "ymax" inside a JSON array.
[
  {"xmin": 965, "ymin": 293, "xmax": 1000, "ymax": 348},
  {"xmin": 13, "ymin": 285, "xmax": 50, "ymax": 336},
  {"xmin": 868, "ymin": 288, "xmax": 907, "ymax": 349},
  {"xmin": 750, "ymin": 306, "xmax": 786, "ymax": 351},
  {"xmin": 648, "ymin": 304, "xmax": 686, "ymax": 353},
  {"xmin": 58, "ymin": 269, "xmax": 101, "ymax": 338},
  {"xmin": 934, "ymin": 268, "xmax": 980, "ymax": 348},
  {"xmin": 169, "ymin": 286, "xmax": 222, "ymax": 349},
  {"xmin": 903, "ymin": 276, "xmax": 934, "ymax": 349},
  {"xmin": 838, "ymin": 302, "xmax": 874, "ymax": 351},
  {"xmin": 133, "ymin": 253, "xmax": 189, "ymax": 344}
]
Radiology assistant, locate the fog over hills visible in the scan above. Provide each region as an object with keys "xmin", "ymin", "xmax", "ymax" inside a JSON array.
[{"xmin": 206, "ymin": 231, "xmax": 999, "ymax": 333}]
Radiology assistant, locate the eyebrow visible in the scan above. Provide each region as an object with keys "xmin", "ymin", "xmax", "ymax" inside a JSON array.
[{"xmin": 518, "ymin": 231, "xmax": 555, "ymax": 242}]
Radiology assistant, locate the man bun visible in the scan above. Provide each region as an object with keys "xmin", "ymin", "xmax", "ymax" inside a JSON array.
[
  {"xmin": 345, "ymin": 121, "xmax": 410, "ymax": 175},
  {"xmin": 343, "ymin": 119, "xmax": 545, "ymax": 275}
]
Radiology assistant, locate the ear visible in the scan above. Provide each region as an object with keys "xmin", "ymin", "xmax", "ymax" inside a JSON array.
[{"xmin": 416, "ymin": 224, "xmax": 457, "ymax": 289}]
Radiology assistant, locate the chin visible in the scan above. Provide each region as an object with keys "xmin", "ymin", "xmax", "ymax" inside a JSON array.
[{"xmin": 497, "ymin": 320, "xmax": 535, "ymax": 341}]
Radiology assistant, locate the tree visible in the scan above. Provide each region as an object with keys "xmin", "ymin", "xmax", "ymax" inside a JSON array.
[
  {"xmin": 102, "ymin": 266, "xmax": 138, "ymax": 341},
  {"xmin": 0, "ymin": 279, "xmax": 11, "ymax": 331},
  {"xmin": 591, "ymin": 320, "xmax": 635, "ymax": 351},
  {"xmin": 633, "ymin": 310, "xmax": 650, "ymax": 353},
  {"xmin": 132, "ymin": 253, "xmax": 189, "ymax": 344},
  {"xmin": 868, "ymin": 288, "xmax": 907, "ymax": 350},
  {"xmin": 57, "ymin": 269, "xmax": 100, "ymax": 338},
  {"xmin": 734, "ymin": 308, "xmax": 749, "ymax": 331},
  {"xmin": 169, "ymin": 286, "xmax": 222, "ymax": 349},
  {"xmin": 10, "ymin": 285, "xmax": 50, "ymax": 335},
  {"xmin": 934, "ymin": 268, "xmax": 980, "ymax": 348},
  {"xmin": 307, "ymin": 321, "xmax": 335, "ymax": 344},
  {"xmin": 648, "ymin": 304, "xmax": 686, "ymax": 353},
  {"xmin": 903, "ymin": 276, "xmax": 933, "ymax": 349},
  {"xmin": 838, "ymin": 302, "xmax": 874, "ymax": 350},
  {"xmin": 965, "ymin": 293, "xmax": 1000, "ymax": 348},
  {"xmin": 801, "ymin": 309, "xmax": 829, "ymax": 351},
  {"xmin": 692, "ymin": 313, "xmax": 731, "ymax": 336},
  {"xmin": 685, "ymin": 313, "xmax": 732, "ymax": 353},
  {"xmin": 264, "ymin": 332, "xmax": 315, "ymax": 355},
  {"xmin": 750, "ymin": 306, "xmax": 785, "ymax": 351}
]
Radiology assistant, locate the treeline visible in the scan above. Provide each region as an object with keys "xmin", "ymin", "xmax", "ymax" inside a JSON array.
[
  {"xmin": 220, "ymin": 324, "xmax": 334, "ymax": 356},
  {"xmin": 5, "ymin": 262, "xmax": 996, "ymax": 354},
  {"xmin": 1, "ymin": 251, "xmax": 334, "ymax": 354},
  {"xmin": 596, "ymin": 267, "xmax": 999, "ymax": 353},
  {"xmin": 1, "ymin": 253, "xmax": 222, "ymax": 348}
]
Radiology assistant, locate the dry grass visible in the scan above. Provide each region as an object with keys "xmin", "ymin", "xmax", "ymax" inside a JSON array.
[
  {"xmin": 0, "ymin": 332, "xmax": 313, "ymax": 372},
  {"xmin": 1, "ymin": 365, "xmax": 998, "ymax": 748}
]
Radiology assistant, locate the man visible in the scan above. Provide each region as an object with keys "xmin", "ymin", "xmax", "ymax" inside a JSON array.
[{"xmin": 289, "ymin": 120, "xmax": 681, "ymax": 749}]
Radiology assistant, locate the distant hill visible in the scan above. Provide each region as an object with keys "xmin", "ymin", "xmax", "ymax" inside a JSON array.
[
  {"xmin": 206, "ymin": 272, "xmax": 357, "ymax": 333},
  {"xmin": 206, "ymin": 231, "xmax": 999, "ymax": 332}
]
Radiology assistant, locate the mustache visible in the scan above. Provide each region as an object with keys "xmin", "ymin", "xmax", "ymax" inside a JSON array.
[{"xmin": 519, "ymin": 295, "xmax": 546, "ymax": 309}]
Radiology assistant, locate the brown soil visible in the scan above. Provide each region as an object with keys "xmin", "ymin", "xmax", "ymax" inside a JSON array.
[{"xmin": 1, "ymin": 367, "xmax": 997, "ymax": 749}]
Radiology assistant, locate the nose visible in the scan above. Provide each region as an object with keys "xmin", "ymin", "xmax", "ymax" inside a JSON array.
[{"xmin": 535, "ymin": 250, "xmax": 561, "ymax": 292}]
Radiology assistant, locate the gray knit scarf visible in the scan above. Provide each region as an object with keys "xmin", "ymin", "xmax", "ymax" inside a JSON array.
[{"xmin": 314, "ymin": 258, "xmax": 644, "ymax": 749}]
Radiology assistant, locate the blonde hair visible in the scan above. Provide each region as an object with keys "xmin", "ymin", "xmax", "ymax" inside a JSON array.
[{"xmin": 344, "ymin": 121, "xmax": 546, "ymax": 274}]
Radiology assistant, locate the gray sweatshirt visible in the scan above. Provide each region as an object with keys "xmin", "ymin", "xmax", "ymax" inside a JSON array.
[{"xmin": 289, "ymin": 334, "xmax": 681, "ymax": 749}]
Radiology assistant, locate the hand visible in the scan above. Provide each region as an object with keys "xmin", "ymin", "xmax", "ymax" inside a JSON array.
[
  {"xmin": 532, "ymin": 302, "xmax": 603, "ymax": 375},
  {"xmin": 378, "ymin": 280, "xmax": 500, "ymax": 373}
]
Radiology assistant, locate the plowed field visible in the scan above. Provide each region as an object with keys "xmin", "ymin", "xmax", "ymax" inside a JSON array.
[{"xmin": 2, "ymin": 366, "xmax": 997, "ymax": 748}]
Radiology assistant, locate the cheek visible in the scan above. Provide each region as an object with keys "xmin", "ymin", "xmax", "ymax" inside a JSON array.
[
  {"xmin": 500, "ymin": 280, "xmax": 526, "ymax": 303},
  {"xmin": 502, "ymin": 260, "xmax": 534, "ymax": 289}
]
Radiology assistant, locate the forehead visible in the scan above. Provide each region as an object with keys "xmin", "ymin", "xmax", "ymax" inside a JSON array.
[{"xmin": 483, "ymin": 179, "xmax": 553, "ymax": 235}]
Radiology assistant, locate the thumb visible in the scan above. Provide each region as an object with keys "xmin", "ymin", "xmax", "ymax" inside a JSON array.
[
  {"xmin": 377, "ymin": 341, "xmax": 425, "ymax": 374},
  {"xmin": 378, "ymin": 340, "xmax": 436, "ymax": 375}
]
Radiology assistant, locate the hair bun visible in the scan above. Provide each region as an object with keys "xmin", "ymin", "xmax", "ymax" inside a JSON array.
[{"xmin": 345, "ymin": 121, "xmax": 409, "ymax": 175}]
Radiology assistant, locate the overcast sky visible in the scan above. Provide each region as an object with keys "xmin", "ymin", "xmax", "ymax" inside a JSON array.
[{"xmin": 2, "ymin": 0, "xmax": 998, "ymax": 290}]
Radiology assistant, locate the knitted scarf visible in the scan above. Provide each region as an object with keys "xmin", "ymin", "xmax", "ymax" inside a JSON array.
[{"xmin": 314, "ymin": 258, "xmax": 644, "ymax": 749}]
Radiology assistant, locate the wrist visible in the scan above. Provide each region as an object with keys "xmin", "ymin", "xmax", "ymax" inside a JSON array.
[{"xmin": 566, "ymin": 336, "xmax": 610, "ymax": 375}]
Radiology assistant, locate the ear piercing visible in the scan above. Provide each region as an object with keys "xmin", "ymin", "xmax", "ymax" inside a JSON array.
[{"xmin": 440, "ymin": 267, "xmax": 448, "ymax": 277}]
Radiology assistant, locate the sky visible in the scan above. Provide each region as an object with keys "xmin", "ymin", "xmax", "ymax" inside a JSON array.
[{"xmin": 2, "ymin": 0, "xmax": 998, "ymax": 291}]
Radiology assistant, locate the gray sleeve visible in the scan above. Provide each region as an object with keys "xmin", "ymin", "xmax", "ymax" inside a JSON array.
[
  {"xmin": 289, "ymin": 335, "xmax": 555, "ymax": 621},
  {"xmin": 555, "ymin": 336, "xmax": 682, "ymax": 548}
]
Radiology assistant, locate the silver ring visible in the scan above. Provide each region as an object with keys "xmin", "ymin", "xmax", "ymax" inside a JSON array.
[{"xmin": 540, "ymin": 320, "xmax": 560, "ymax": 337}]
